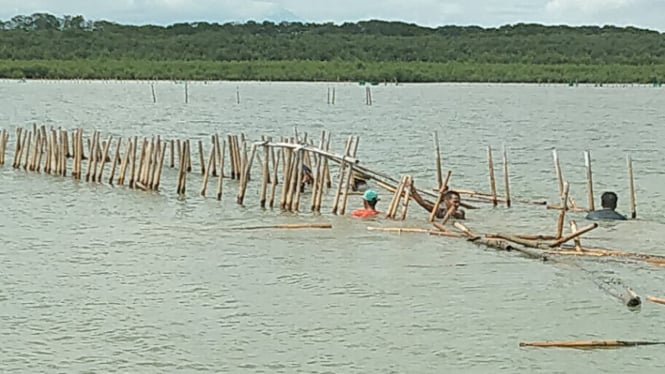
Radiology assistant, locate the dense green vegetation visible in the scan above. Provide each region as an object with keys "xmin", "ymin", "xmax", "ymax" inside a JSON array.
[{"xmin": 1, "ymin": 13, "xmax": 664, "ymax": 83}]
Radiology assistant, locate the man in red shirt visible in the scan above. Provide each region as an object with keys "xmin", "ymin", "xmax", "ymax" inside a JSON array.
[{"xmin": 350, "ymin": 189, "xmax": 380, "ymax": 218}]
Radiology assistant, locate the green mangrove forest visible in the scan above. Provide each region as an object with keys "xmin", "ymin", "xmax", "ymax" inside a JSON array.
[{"xmin": 1, "ymin": 13, "xmax": 665, "ymax": 83}]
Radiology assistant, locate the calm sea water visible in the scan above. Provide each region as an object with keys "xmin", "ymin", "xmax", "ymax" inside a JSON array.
[{"xmin": 2, "ymin": 80, "xmax": 665, "ymax": 373}]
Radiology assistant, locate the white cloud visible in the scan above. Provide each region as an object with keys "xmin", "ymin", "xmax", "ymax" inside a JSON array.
[
  {"xmin": 0, "ymin": 0, "xmax": 662, "ymax": 31},
  {"xmin": 545, "ymin": 0, "xmax": 635, "ymax": 13}
]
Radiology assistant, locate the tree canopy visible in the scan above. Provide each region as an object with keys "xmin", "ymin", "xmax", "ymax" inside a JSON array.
[{"xmin": 1, "ymin": 13, "xmax": 664, "ymax": 82}]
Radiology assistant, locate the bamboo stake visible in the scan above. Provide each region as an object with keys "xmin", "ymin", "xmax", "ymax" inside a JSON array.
[
  {"xmin": 129, "ymin": 136, "xmax": 138, "ymax": 188},
  {"xmin": 584, "ymin": 151, "xmax": 595, "ymax": 211},
  {"xmin": 434, "ymin": 131, "xmax": 442, "ymax": 189},
  {"xmin": 569, "ymin": 220, "xmax": 583, "ymax": 252},
  {"xmin": 154, "ymin": 140, "xmax": 166, "ymax": 191},
  {"xmin": 12, "ymin": 127, "xmax": 22, "ymax": 168},
  {"xmin": 285, "ymin": 147, "xmax": 299, "ymax": 211},
  {"xmin": 260, "ymin": 142, "xmax": 270, "ymax": 208},
  {"xmin": 97, "ymin": 135, "xmax": 112, "ymax": 182},
  {"xmin": 0, "ymin": 129, "xmax": 6, "ymax": 165},
  {"xmin": 146, "ymin": 138, "xmax": 159, "ymax": 189},
  {"xmin": 553, "ymin": 149, "xmax": 564, "ymax": 195},
  {"xmin": 279, "ymin": 148, "xmax": 293, "ymax": 210},
  {"xmin": 29, "ymin": 130, "xmax": 39, "ymax": 171},
  {"xmin": 293, "ymin": 149, "xmax": 304, "ymax": 211},
  {"xmin": 487, "ymin": 145, "xmax": 497, "ymax": 207},
  {"xmin": 60, "ymin": 131, "xmax": 67, "ymax": 177},
  {"xmin": 215, "ymin": 134, "xmax": 222, "ymax": 177},
  {"xmin": 108, "ymin": 137, "xmax": 122, "ymax": 185},
  {"xmin": 210, "ymin": 135, "xmax": 218, "ymax": 177},
  {"xmin": 216, "ymin": 139, "xmax": 226, "ymax": 201},
  {"xmin": 169, "ymin": 139, "xmax": 175, "ymax": 168},
  {"xmin": 503, "ymin": 145, "xmax": 511, "ymax": 208},
  {"xmin": 428, "ymin": 172, "xmax": 452, "ymax": 222},
  {"xmin": 238, "ymin": 143, "xmax": 257, "ymax": 205},
  {"xmin": 627, "ymin": 155, "xmax": 636, "ymax": 219},
  {"xmin": 85, "ymin": 131, "xmax": 97, "ymax": 182},
  {"xmin": 332, "ymin": 136, "xmax": 353, "ymax": 214},
  {"xmin": 310, "ymin": 131, "xmax": 326, "ymax": 211},
  {"xmin": 22, "ymin": 131, "xmax": 31, "ymax": 170},
  {"xmin": 387, "ymin": 176, "xmax": 407, "ymax": 219},
  {"xmin": 400, "ymin": 176, "xmax": 413, "ymax": 220},
  {"xmin": 340, "ymin": 136, "xmax": 360, "ymax": 215},
  {"xmin": 198, "ymin": 140, "xmax": 205, "ymax": 175},
  {"xmin": 201, "ymin": 143, "xmax": 215, "ymax": 197},
  {"xmin": 227, "ymin": 135, "xmax": 236, "ymax": 179},
  {"xmin": 268, "ymin": 146, "xmax": 280, "ymax": 208},
  {"xmin": 555, "ymin": 182, "xmax": 570, "ymax": 239},
  {"xmin": 117, "ymin": 138, "xmax": 131, "ymax": 185}
]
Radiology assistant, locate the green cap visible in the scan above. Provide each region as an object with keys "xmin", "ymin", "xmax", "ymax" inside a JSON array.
[{"xmin": 363, "ymin": 189, "xmax": 379, "ymax": 201}]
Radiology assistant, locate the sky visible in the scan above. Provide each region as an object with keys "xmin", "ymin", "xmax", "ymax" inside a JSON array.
[{"xmin": 1, "ymin": 0, "xmax": 663, "ymax": 32}]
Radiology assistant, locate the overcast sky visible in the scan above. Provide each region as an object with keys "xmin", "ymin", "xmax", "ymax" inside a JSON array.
[{"xmin": 1, "ymin": 0, "xmax": 662, "ymax": 31}]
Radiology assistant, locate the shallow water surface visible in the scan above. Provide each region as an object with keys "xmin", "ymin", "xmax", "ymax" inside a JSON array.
[{"xmin": 1, "ymin": 80, "xmax": 665, "ymax": 373}]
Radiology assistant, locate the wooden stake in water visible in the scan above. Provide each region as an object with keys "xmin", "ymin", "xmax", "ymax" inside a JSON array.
[
  {"xmin": 184, "ymin": 81, "xmax": 189, "ymax": 104},
  {"xmin": 198, "ymin": 140, "xmax": 205, "ymax": 175},
  {"xmin": 553, "ymin": 149, "xmax": 564, "ymax": 195},
  {"xmin": 269, "ymin": 147, "xmax": 280, "ymax": 208},
  {"xmin": 627, "ymin": 155, "xmax": 636, "ymax": 219},
  {"xmin": 487, "ymin": 145, "xmax": 498, "ymax": 207},
  {"xmin": 201, "ymin": 143, "xmax": 215, "ymax": 197},
  {"xmin": 584, "ymin": 150, "xmax": 595, "ymax": 211},
  {"xmin": 339, "ymin": 136, "xmax": 360, "ymax": 215},
  {"xmin": 556, "ymin": 182, "xmax": 570, "ymax": 239},
  {"xmin": 108, "ymin": 137, "xmax": 122, "ymax": 185},
  {"xmin": 236, "ymin": 86, "xmax": 240, "ymax": 104},
  {"xmin": 169, "ymin": 139, "xmax": 175, "ymax": 168},
  {"xmin": 216, "ymin": 139, "xmax": 226, "ymax": 201},
  {"xmin": 118, "ymin": 138, "xmax": 131, "ymax": 186},
  {"xmin": 400, "ymin": 176, "xmax": 413, "ymax": 220},
  {"xmin": 434, "ymin": 131, "xmax": 442, "ymax": 189},
  {"xmin": 332, "ymin": 136, "xmax": 353, "ymax": 214},
  {"xmin": 97, "ymin": 135, "xmax": 112, "ymax": 182},
  {"xmin": 129, "ymin": 136, "xmax": 138, "ymax": 188},
  {"xmin": 260, "ymin": 142, "xmax": 270, "ymax": 208},
  {"xmin": 151, "ymin": 83, "xmax": 156, "ymax": 103},
  {"xmin": 503, "ymin": 145, "xmax": 511, "ymax": 208}
]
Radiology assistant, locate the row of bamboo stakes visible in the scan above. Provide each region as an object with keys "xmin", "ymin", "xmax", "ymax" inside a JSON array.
[{"xmin": 0, "ymin": 126, "xmax": 381, "ymax": 216}]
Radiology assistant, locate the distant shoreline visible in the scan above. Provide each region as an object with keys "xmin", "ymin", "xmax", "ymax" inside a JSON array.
[{"xmin": 1, "ymin": 59, "xmax": 663, "ymax": 85}]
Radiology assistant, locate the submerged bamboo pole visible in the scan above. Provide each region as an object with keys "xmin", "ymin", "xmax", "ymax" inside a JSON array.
[
  {"xmin": 229, "ymin": 223, "xmax": 333, "ymax": 230},
  {"xmin": 367, "ymin": 226, "xmax": 464, "ymax": 238},
  {"xmin": 549, "ymin": 222, "xmax": 598, "ymax": 248},
  {"xmin": 519, "ymin": 340, "xmax": 665, "ymax": 348}
]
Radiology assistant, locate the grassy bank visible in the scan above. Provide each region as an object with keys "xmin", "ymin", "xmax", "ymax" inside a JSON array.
[{"xmin": 1, "ymin": 59, "xmax": 664, "ymax": 84}]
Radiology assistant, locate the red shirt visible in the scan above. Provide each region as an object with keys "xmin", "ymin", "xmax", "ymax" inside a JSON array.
[{"xmin": 350, "ymin": 208, "xmax": 380, "ymax": 218}]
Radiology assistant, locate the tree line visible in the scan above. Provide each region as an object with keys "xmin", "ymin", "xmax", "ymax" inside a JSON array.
[{"xmin": 1, "ymin": 13, "xmax": 664, "ymax": 82}]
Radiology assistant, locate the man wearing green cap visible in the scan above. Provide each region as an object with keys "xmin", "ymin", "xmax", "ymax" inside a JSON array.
[{"xmin": 350, "ymin": 189, "xmax": 380, "ymax": 218}]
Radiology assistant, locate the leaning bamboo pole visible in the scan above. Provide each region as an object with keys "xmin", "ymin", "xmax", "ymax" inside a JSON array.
[
  {"xmin": 555, "ymin": 182, "xmax": 570, "ymax": 239},
  {"xmin": 339, "ymin": 136, "xmax": 359, "ymax": 215},
  {"xmin": 108, "ymin": 137, "xmax": 122, "ymax": 185},
  {"xmin": 201, "ymin": 142, "xmax": 215, "ymax": 197},
  {"xmin": 332, "ymin": 136, "xmax": 354, "ymax": 214},
  {"xmin": 216, "ymin": 139, "xmax": 226, "ymax": 201}
]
